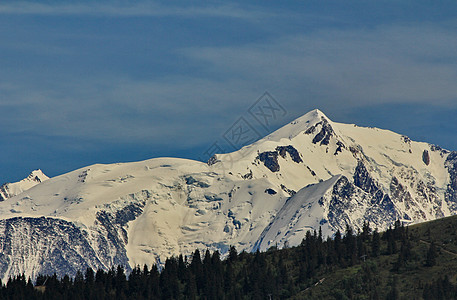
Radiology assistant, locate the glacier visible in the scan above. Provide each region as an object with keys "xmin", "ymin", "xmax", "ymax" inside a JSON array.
[{"xmin": 0, "ymin": 109, "xmax": 456, "ymax": 281}]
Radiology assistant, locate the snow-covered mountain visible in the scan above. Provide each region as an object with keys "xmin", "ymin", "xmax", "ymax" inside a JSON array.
[
  {"xmin": 0, "ymin": 169, "xmax": 49, "ymax": 202},
  {"xmin": 0, "ymin": 109, "xmax": 456, "ymax": 281}
]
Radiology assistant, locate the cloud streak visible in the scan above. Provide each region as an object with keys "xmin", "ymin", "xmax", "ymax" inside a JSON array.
[
  {"xmin": 183, "ymin": 23, "xmax": 457, "ymax": 108},
  {"xmin": 2, "ymin": 23, "xmax": 457, "ymax": 148},
  {"xmin": 0, "ymin": 74, "xmax": 257, "ymax": 147},
  {"xmin": 0, "ymin": 1, "xmax": 268, "ymax": 19},
  {"xmin": 2, "ymin": 2, "xmax": 457, "ymax": 183}
]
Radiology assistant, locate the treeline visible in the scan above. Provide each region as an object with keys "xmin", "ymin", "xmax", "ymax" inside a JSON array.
[{"xmin": 0, "ymin": 221, "xmax": 454, "ymax": 299}]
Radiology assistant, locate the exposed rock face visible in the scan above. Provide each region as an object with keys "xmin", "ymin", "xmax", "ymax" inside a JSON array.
[
  {"xmin": 185, "ymin": 176, "xmax": 210, "ymax": 188},
  {"xmin": 265, "ymin": 188, "xmax": 277, "ymax": 195},
  {"xmin": 0, "ymin": 201, "xmax": 148, "ymax": 280},
  {"xmin": 423, "ymin": 150, "xmax": 431, "ymax": 165},
  {"xmin": 94, "ymin": 211, "xmax": 132, "ymax": 267},
  {"xmin": 0, "ymin": 186, "xmax": 8, "ymax": 202},
  {"xmin": 276, "ymin": 145, "xmax": 303, "ymax": 163},
  {"xmin": 431, "ymin": 144, "xmax": 449, "ymax": 156},
  {"xmin": 207, "ymin": 155, "xmax": 218, "ymax": 166},
  {"xmin": 242, "ymin": 170, "xmax": 253, "ymax": 179},
  {"xmin": 257, "ymin": 145, "xmax": 303, "ymax": 172},
  {"xmin": 390, "ymin": 177, "xmax": 414, "ymax": 211},
  {"xmin": 445, "ymin": 151, "xmax": 457, "ymax": 211},
  {"xmin": 334, "ymin": 141, "xmax": 346, "ymax": 155},
  {"xmin": 328, "ymin": 175, "xmax": 398, "ymax": 232},
  {"xmin": 258, "ymin": 151, "xmax": 280, "ymax": 172},
  {"xmin": 255, "ymin": 174, "xmax": 400, "ymax": 251},
  {"xmin": 280, "ymin": 184, "xmax": 296, "ymax": 196},
  {"xmin": 0, "ymin": 217, "xmax": 128, "ymax": 281},
  {"xmin": 327, "ymin": 176, "xmax": 357, "ymax": 230},
  {"xmin": 305, "ymin": 117, "xmax": 334, "ymax": 146},
  {"xmin": 353, "ymin": 161, "xmax": 379, "ymax": 195}
]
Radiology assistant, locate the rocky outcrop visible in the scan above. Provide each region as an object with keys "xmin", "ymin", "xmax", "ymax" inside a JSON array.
[
  {"xmin": 0, "ymin": 185, "xmax": 9, "ymax": 202},
  {"xmin": 423, "ymin": 150, "xmax": 431, "ymax": 165},
  {"xmin": 276, "ymin": 145, "xmax": 302, "ymax": 163},
  {"xmin": 0, "ymin": 217, "xmax": 124, "ymax": 281},
  {"xmin": 280, "ymin": 184, "xmax": 296, "ymax": 196},
  {"xmin": 327, "ymin": 176, "xmax": 357, "ymax": 230},
  {"xmin": 265, "ymin": 188, "xmax": 277, "ymax": 195},
  {"xmin": 353, "ymin": 161, "xmax": 379, "ymax": 195},
  {"xmin": 328, "ymin": 176, "xmax": 398, "ymax": 232},
  {"xmin": 258, "ymin": 145, "xmax": 303, "ymax": 172},
  {"xmin": 334, "ymin": 141, "xmax": 346, "ymax": 155},
  {"xmin": 445, "ymin": 152, "xmax": 457, "ymax": 211},
  {"xmin": 305, "ymin": 117, "xmax": 334, "ymax": 146},
  {"xmin": 258, "ymin": 151, "xmax": 280, "ymax": 172},
  {"xmin": 390, "ymin": 177, "xmax": 415, "ymax": 210}
]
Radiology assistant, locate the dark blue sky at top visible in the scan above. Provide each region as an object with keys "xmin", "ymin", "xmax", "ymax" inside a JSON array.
[{"xmin": 1, "ymin": 1, "xmax": 457, "ymax": 183}]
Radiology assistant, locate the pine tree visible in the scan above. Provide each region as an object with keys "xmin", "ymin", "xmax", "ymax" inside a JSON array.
[
  {"xmin": 426, "ymin": 241, "xmax": 438, "ymax": 267},
  {"xmin": 334, "ymin": 229, "xmax": 342, "ymax": 263},
  {"xmin": 318, "ymin": 226, "xmax": 323, "ymax": 243},
  {"xmin": 228, "ymin": 245, "xmax": 238, "ymax": 263},
  {"xmin": 362, "ymin": 221, "xmax": 371, "ymax": 241},
  {"xmin": 371, "ymin": 228, "xmax": 380, "ymax": 257},
  {"xmin": 394, "ymin": 239, "xmax": 411, "ymax": 272},
  {"xmin": 190, "ymin": 249, "xmax": 205, "ymax": 294},
  {"xmin": 343, "ymin": 224, "xmax": 356, "ymax": 265},
  {"xmin": 178, "ymin": 254, "xmax": 187, "ymax": 282},
  {"xmin": 211, "ymin": 251, "xmax": 224, "ymax": 299},
  {"xmin": 149, "ymin": 264, "xmax": 160, "ymax": 298},
  {"xmin": 85, "ymin": 267, "xmax": 95, "ymax": 285},
  {"xmin": 160, "ymin": 257, "xmax": 180, "ymax": 299},
  {"xmin": 385, "ymin": 227, "xmax": 397, "ymax": 255}
]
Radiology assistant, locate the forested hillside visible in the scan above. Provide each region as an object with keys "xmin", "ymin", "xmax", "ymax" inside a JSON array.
[{"xmin": 3, "ymin": 215, "xmax": 457, "ymax": 299}]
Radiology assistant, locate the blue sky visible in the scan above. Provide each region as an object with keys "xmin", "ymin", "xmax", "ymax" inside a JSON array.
[{"xmin": 1, "ymin": 1, "xmax": 457, "ymax": 183}]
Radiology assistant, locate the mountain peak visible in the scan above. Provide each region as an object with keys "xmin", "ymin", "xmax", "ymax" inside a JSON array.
[
  {"xmin": 0, "ymin": 169, "xmax": 49, "ymax": 201},
  {"xmin": 298, "ymin": 108, "xmax": 332, "ymax": 125},
  {"xmin": 308, "ymin": 108, "xmax": 328, "ymax": 119},
  {"xmin": 258, "ymin": 108, "xmax": 333, "ymax": 143},
  {"xmin": 27, "ymin": 169, "xmax": 49, "ymax": 183}
]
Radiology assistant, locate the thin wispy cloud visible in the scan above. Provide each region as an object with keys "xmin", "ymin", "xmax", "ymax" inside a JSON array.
[
  {"xmin": 2, "ymin": 23, "xmax": 457, "ymax": 146},
  {"xmin": 0, "ymin": 74, "xmax": 253, "ymax": 145},
  {"xmin": 1, "ymin": 1, "xmax": 456, "ymax": 182},
  {"xmin": 183, "ymin": 24, "xmax": 457, "ymax": 107},
  {"xmin": 0, "ymin": 2, "xmax": 267, "ymax": 19}
]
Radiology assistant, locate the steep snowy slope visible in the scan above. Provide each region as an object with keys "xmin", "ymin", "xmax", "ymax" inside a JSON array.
[
  {"xmin": 0, "ymin": 170, "xmax": 49, "ymax": 202},
  {"xmin": 0, "ymin": 109, "xmax": 455, "ymax": 281}
]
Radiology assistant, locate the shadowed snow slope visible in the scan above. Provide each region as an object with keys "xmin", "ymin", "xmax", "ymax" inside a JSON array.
[{"xmin": 0, "ymin": 109, "xmax": 456, "ymax": 281}]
